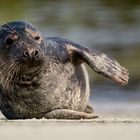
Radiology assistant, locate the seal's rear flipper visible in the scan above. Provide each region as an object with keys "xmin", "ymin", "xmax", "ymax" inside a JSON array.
[
  {"xmin": 44, "ymin": 109, "xmax": 98, "ymax": 119},
  {"xmin": 65, "ymin": 44, "xmax": 129, "ymax": 85},
  {"xmin": 84, "ymin": 104, "xmax": 94, "ymax": 113}
]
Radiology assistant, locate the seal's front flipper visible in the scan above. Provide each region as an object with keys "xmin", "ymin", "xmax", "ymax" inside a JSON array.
[
  {"xmin": 65, "ymin": 44, "xmax": 129, "ymax": 85},
  {"xmin": 44, "ymin": 109, "xmax": 98, "ymax": 119},
  {"xmin": 46, "ymin": 37, "xmax": 129, "ymax": 85}
]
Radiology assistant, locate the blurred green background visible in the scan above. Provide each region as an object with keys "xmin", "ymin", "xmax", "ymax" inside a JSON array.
[{"xmin": 0, "ymin": 0, "xmax": 140, "ymax": 116}]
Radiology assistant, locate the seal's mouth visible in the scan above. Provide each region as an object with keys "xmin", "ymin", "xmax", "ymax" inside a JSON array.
[
  {"xmin": 13, "ymin": 59, "xmax": 44, "ymax": 86},
  {"xmin": 24, "ymin": 59, "xmax": 43, "ymax": 68},
  {"xmin": 18, "ymin": 58, "xmax": 44, "ymax": 74},
  {"xmin": 0, "ymin": 59, "xmax": 43, "ymax": 89}
]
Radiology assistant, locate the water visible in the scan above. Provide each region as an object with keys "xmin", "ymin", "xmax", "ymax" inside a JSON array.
[{"xmin": 0, "ymin": 0, "xmax": 140, "ymax": 117}]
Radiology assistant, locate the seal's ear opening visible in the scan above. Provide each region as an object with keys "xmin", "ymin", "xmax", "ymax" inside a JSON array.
[{"xmin": 65, "ymin": 44, "xmax": 129, "ymax": 85}]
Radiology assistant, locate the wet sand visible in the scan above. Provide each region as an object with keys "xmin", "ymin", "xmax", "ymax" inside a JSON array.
[{"xmin": 0, "ymin": 112, "xmax": 140, "ymax": 140}]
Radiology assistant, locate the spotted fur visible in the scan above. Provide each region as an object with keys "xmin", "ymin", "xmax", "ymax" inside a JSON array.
[{"xmin": 0, "ymin": 21, "xmax": 128, "ymax": 119}]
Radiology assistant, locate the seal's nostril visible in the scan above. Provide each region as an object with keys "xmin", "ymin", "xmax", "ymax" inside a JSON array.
[
  {"xmin": 23, "ymin": 49, "xmax": 40, "ymax": 58},
  {"xmin": 33, "ymin": 50, "xmax": 39, "ymax": 57},
  {"xmin": 24, "ymin": 51, "xmax": 30, "ymax": 58}
]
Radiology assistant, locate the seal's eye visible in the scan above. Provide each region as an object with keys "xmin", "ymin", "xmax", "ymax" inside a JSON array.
[
  {"xmin": 5, "ymin": 38, "xmax": 14, "ymax": 46},
  {"xmin": 5, "ymin": 34, "xmax": 18, "ymax": 46},
  {"xmin": 34, "ymin": 36, "xmax": 42, "ymax": 44},
  {"xmin": 34, "ymin": 36, "xmax": 40, "ymax": 40}
]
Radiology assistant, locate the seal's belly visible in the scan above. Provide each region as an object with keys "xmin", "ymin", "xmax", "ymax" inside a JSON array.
[
  {"xmin": 0, "ymin": 63, "xmax": 89, "ymax": 119},
  {"xmin": 41, "ymin": 63, "xmax": 89, "ymax": 111}
]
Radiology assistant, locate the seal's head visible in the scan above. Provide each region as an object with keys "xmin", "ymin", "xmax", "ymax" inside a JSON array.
[{"xmin": 0, "ymin": 21, "xmax": 46, "ymax": 89}]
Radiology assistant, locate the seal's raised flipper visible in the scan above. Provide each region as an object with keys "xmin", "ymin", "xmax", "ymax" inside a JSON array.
[
  {"xmin": 44, "ymin": 109, "xmax": 98, "ymax": 119},
  {"xmin": 46, "ymin": 37, "xmax": 129, "ymax": 85},
  {"xmin": 64, "ymin": 44, "xmax": 129, "ymax": 85}
]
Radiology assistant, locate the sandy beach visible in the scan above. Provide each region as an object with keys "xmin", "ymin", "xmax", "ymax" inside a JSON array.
[{"xmin": 0, "ymin": 112, "xmax": 140, "ymax": 140}]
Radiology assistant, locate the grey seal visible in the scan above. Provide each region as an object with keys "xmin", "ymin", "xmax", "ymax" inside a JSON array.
[{"xmin": 0, "ymin": 21, "xmax": 129, "ymax": 119}]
